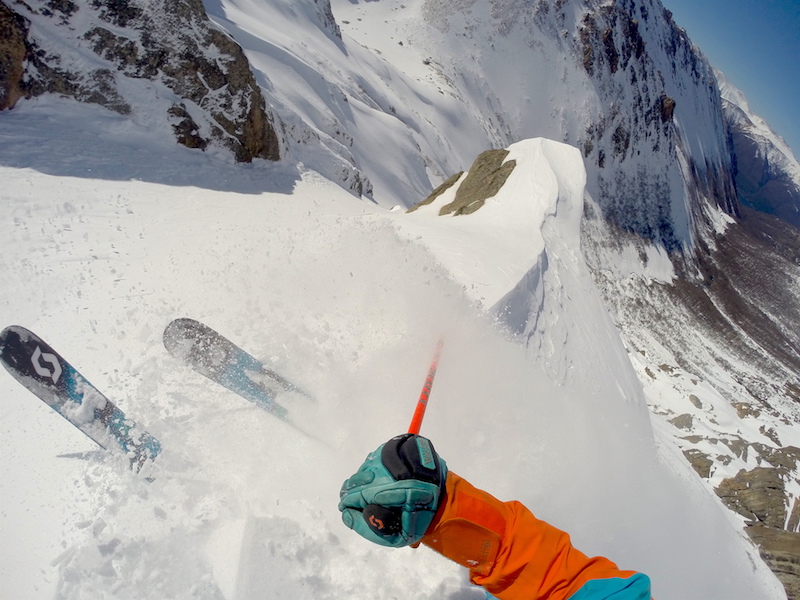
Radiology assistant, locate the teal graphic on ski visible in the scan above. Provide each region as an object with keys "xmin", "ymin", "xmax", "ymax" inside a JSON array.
[
  {"xmin": 163, "ymin": 318, "xmax": 313, "ymax": 421},
  {"xmin": 0, "ymin": 325, "xmax": 161, "ymax": 470}
]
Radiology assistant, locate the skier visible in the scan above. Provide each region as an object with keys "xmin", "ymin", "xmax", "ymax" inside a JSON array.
[{"xmin": 339, "ymin": 433, "xmax": 651, "ymax": 600}]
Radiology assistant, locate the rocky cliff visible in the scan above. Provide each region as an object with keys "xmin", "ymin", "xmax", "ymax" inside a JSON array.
[{"xmin": 0, "ymin": 0, "xmax": 279, "ymax": 162}]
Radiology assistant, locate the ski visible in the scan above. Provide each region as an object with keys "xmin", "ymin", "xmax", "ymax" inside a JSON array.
[
  {"xmin": 0, "ymin": 325, "xmax": 161, "ymax": 471},
  {"xmin": 162, "ymin": 318, "xmax": 312, "ymax": 422}
]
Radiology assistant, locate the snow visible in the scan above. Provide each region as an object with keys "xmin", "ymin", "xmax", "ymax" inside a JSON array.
[
  {"xmin": 0, "ymin": 91, "xmax": 786, "ymax": 599},
  {"xmin": 396, "ymin": 140, "xmax": 568, "ymax": 308},
  {"xmin": 0, "ymin": 0, "xmax": 794, "ymax": 597},
  {"xmin": 717, "ymin": 70, "xmax": 800, "ymax": 175}
]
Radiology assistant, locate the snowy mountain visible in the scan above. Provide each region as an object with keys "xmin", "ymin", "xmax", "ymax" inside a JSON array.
[
  {"xmin": 1, "ymin": 0, "xmax": 800, "ymax": 598},
  {"xmin": 717, "ymin": 70, "xmax": 800, "ymax": 228}
]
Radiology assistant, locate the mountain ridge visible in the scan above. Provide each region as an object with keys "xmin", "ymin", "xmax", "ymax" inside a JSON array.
[{"xmin": 717, "ymin": 70, "xmax": 800, "ymax": 228}]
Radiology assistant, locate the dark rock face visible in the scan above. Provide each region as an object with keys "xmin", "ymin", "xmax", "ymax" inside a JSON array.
[
  {"xmin": 0, "ymin": 2, "xmax": 29, "ymax": 110},
  {"xmin": 438, "ymin": 149, "xmax": 516, "ymax": 216},
  {"xmin": 0, "ymin": 0, "xmax": 279, "ymax": 162},
  {"xmin": 747, "ymin": 526, "xmax": 800, "ymax": 600},
  {"xmin": 575, "ymin": 0, "xmax": 723, "ymax": 253},
  {"xmin": 421, "ymin": 0, "xmax": 737, "ymax": 253},
  {"xmin": 717, "ymin": 465, "xmax": 800, "ymax": 599},
  {"xmin": 312, "ymin": 0, "xmax": 341, "ymax": 40},
  {"xmin": 682, "ymin": 448, "xmax": 713, "ymax": 479},
  {"xmin": 2, "ymin": 0, "xmax": 133, "ymax": 113},
  {"xmin": 408, "ymin": 171, "xmax": 464, "ymax": 213},
  {"xmin": 524, "ymin": 0, "xmax": 738, "ymax": 257},
  {"xmin": 717, "ymin": 467, "xmax": 787, "ymax": 528},
  {"xmin": 408, "ymin": 149, "xmax": 517, "ymax": 216}
]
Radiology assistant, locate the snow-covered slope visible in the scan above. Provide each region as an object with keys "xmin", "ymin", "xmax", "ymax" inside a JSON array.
[
  {"xmin": 2, "ymin": 0, "xmax": 800, "ymax": 597},
  {"xmin": 0, "ymin": 107, "xmax": 785, "ymax": 597}
]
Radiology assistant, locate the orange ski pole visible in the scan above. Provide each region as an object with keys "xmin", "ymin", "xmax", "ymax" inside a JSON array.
[{"xmin": 407, "ymin": 338, "xmax": 444, "ymax": 435}]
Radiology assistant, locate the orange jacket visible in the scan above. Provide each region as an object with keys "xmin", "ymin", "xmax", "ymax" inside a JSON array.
[{"xmin": 421, "ymin": 472, "xmax": 651, "ymax": 600}]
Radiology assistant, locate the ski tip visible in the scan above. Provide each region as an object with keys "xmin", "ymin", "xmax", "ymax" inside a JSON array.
[
  {"xmin": 0, "ymin": 325, "xmax": 45, "ymax": 377},
  {"xmin": 163, "ymin": 318, "xmax": 216, "ymax": 354},
  {"xmin": 1, "ymin": 324, "xmax": 21, "ymax": 336},
  {"xmin": 1, "ymin": 324, "xmax": 34, "ymax": 346},
  {"xmin": 163, "ymin": 318, "xmax": 196, "ymax": 355},
  {"xmin": 165, "ymin": 317, "xmax": 202, "ymax": 331}
]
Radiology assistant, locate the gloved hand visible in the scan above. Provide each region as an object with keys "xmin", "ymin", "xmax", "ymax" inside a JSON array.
[{"xmin": 338, "ymin": 433, "xmax": 447, "ymax": 547}]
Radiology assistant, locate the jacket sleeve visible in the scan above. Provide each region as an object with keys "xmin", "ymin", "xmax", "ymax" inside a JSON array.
[{"xmin": 420, "ymin": 472, "xmax": 651, "ymax": 600}]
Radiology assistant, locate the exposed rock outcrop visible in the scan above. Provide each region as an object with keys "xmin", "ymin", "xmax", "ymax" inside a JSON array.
[
  {"xmin": 717, "ymin": 467, "xmax": 788, "ymax": 528},
  {"xmin": 0, "ymin": 2, "xmax": 29, "ymax": 110},
  {"xmin": 408, "ymin": 171, "xmax": 464, "ymax": 213},
  {"xmin": 717, "ymin": 466, "xmax": 800, "ymax": 599},
  {"xmin": 747, "ymin": 526, "xmax": 800, "ymax": 600},
  {"xmin": 437, "ymin": 149, "xmax": 515, "ymax": 216},
  {"xmin": 575, "ymin": 0, "xmax": 737, "ymax": 253},
  {"xmin": 0, "ymin": 0, "xmax": 279, "ymax": 162},
  {"xmin": 446, "ymin": 150, "xmax": 516, "ymax": 215},
  {"xmin": 409, "ymin": 149, "xmax": 517, "ymax": 215}
]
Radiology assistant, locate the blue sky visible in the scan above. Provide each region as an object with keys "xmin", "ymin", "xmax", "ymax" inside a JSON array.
[{"xmin": 662, "ymin": 0, "xmax": 799, "ymax": 156}]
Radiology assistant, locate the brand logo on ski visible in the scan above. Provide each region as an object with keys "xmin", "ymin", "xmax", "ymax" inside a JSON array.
[{"xmin": 32, "ymin": 346, "xmax": 62, "ymax": 384}]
